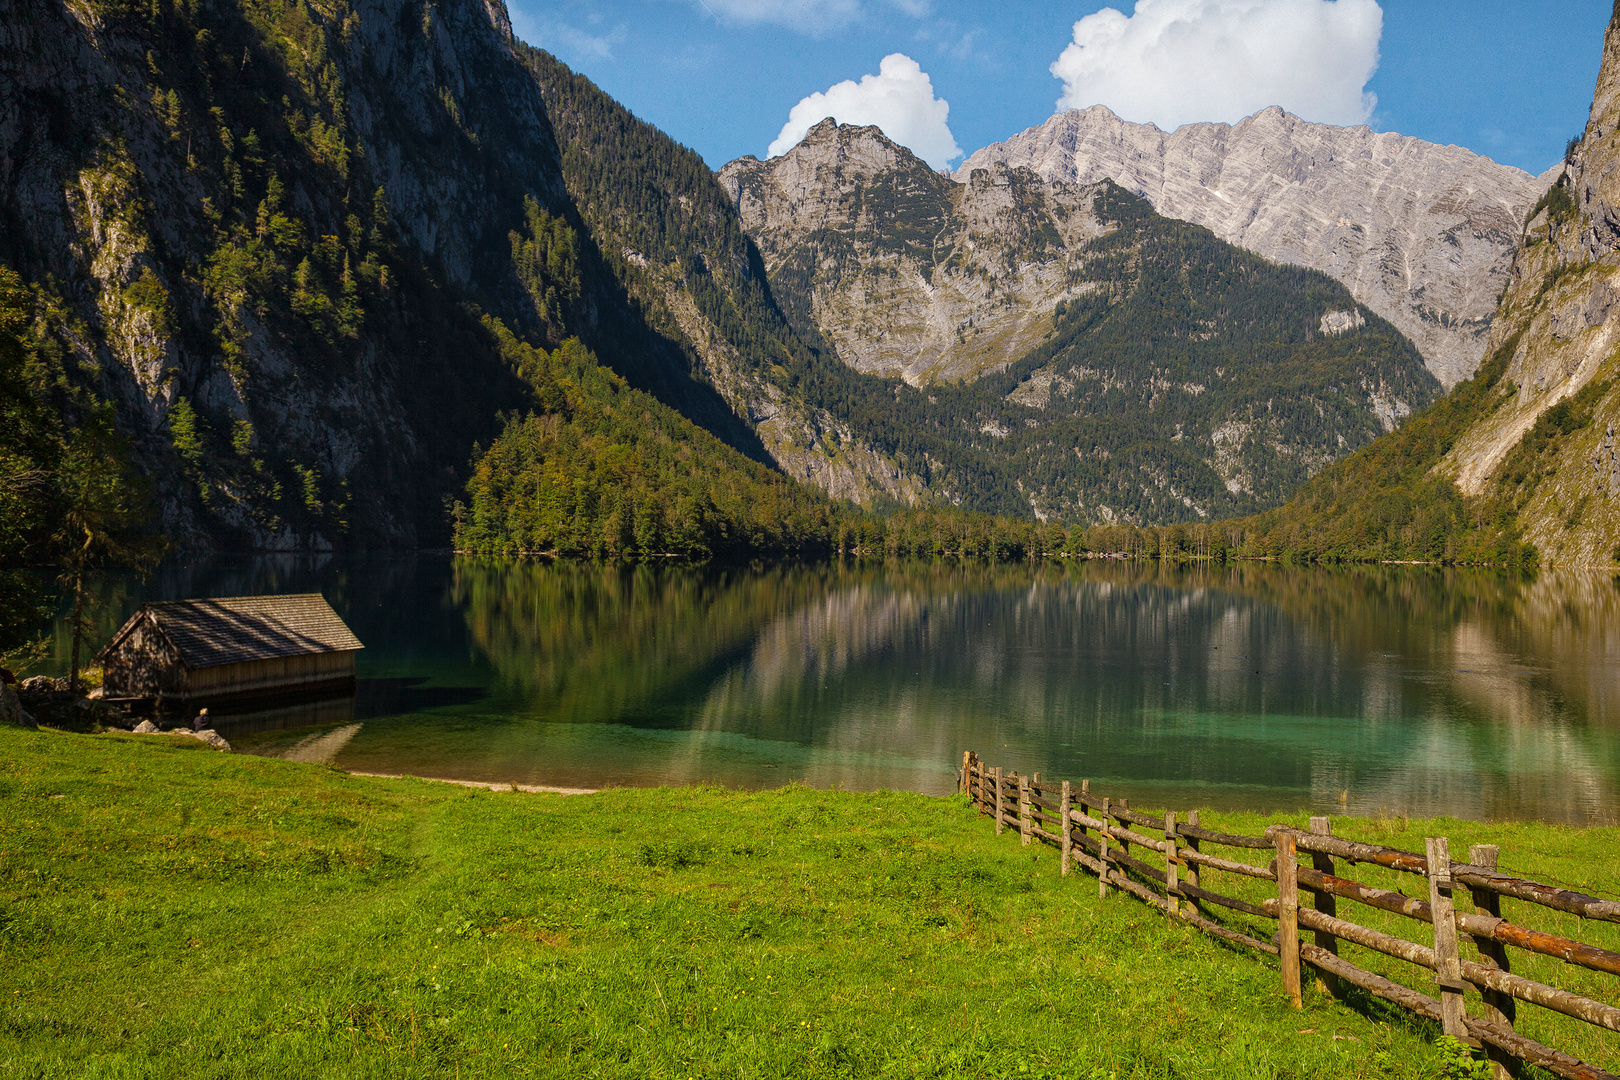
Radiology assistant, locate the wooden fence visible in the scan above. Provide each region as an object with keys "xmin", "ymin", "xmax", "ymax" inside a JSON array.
[{"xmin": 961, "ymin": 751, "xmax": 1620, "ymax": 1080}]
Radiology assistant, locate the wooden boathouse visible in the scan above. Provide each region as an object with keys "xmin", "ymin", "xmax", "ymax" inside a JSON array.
[{"xmin": 97, "ymin": 594, "xmax": 363, "ymax": 706}]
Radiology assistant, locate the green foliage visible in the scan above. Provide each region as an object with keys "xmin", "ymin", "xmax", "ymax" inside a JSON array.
[
  {"xmin": 120, "ymin": 266, "xmax": 173, "ymax": 335},
  {"xmin": 1435, "ymin": 1037, "xmax": 1493, "ymax": 1080},
  {"xmin": 53, "ymin": 408, "xmax": 167, "ymax": 684},
  {"xmin": 510, "ymin": 196, "xmax": 580, "ymax": 332},
  {"xmin": 0, "ymin": 270, "xmax": 58, "ymax": 662},
  {"xmin": 166, "ymin": 397, "xmax": 204, "ymax": 469},
  {"xmin": 1527, "ymin": 178, "xmax": 1578, "ymax": 228},
  {"xmin": 456, "ymin": 337, "xmax": 844, "ymax": 558},
  {"xmin": 1220, "ymin": 331, "xmax": 1537, "ymax": 564}
]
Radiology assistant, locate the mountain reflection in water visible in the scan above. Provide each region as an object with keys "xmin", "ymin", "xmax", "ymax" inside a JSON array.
[{"xmin": 47, "ymin": 555, "xmax": 1620, "ymax": 824}]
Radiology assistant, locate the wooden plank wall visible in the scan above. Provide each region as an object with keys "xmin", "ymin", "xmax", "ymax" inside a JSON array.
[
  {"xmin": 959, "ymin": 752, "xmax": 1620, "ymax": 1080},
  {"xmin": 187, "ymin": 650, "xmax": 354, "ymax": 696}
]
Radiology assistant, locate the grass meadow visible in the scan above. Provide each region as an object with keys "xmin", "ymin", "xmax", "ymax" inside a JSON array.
[{"xmin": 2, "ymin": 727, "xmax": 1616, "ymax": 1078}]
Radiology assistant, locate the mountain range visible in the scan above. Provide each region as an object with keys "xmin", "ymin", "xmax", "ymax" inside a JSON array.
[
  {"xmin": 961, "ymin": 104, "xmax": 1555, "ymax": 391},
  {"xmin": 2, "ymin": 0, "xmax": 1618, "ymax": 565}
]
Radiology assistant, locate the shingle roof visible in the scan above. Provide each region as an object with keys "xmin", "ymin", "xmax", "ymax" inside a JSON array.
[{"xmin": 134, "ymin": 594, "xmax": 364, "ymax": 669}]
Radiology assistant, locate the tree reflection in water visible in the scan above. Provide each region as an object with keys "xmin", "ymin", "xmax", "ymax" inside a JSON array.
[{"xmin": 47, "ymin": 556, "xmax": 1620, "ymax": 824}]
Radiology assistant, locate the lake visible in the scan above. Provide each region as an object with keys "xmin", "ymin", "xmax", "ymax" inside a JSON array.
[{"xmin": 41, "ymin": 555, "xmax": 1620, "ymax": 825}]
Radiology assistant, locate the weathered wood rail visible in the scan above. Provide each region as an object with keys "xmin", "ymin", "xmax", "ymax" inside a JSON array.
[{"xmin": 960, "ymin": 751, "xmax": 1620, "ymax": 1080}]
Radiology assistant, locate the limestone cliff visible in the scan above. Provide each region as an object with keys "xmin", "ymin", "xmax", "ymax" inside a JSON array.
[
  {"xmin": 721, "ymin": 121, "xmax": 1113, "ymax": 385},
  {"xmin": 959, "ymin": 105, "xmax": 1551, "ymax": 390},
  {"xmin": 1251, "ymin": 3, "xmax": 1620, "ymax": 566},
  {"xmin": 0, "ymin": 0, "xmax": 568, "ymax": 547},
  {"xmin": 1432, "ymin": 6, "xmax": 1620, "ymax": 565}
]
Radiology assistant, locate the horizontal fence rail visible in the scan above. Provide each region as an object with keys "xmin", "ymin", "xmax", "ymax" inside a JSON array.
[{"xmin": 958, "ymin": 751, "xmax": 1620, "ymax": 1080}]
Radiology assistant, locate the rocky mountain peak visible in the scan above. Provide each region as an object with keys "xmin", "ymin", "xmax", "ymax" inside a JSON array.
[
  {"xmin": 959, "ymin": 104, "xmax": 1550, "ymax": 390},
  {"xmin": 721, "ymin": 123, "xmax": 1108, "ymax": 385},
  {"xmin": 1573, "ymin": 4, "xmax": 1620, "ymax": 258}
]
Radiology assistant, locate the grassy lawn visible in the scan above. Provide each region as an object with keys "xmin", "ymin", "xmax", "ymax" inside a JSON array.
[{"xmin": 1, "ymin": 727, "xmax": 1615, "ymax": 1078}]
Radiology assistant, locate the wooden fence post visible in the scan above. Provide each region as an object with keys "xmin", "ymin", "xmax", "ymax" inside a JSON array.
[
  {"xmin": 1116, "ymin": 798, "xmax": 1130, "ymax": 863},
  {"xmin": 1184, "ymin": 809, "xmax": 1201, "ymax": 915},
  {"xmin": 1098, "ymin": 797, "xmax": 1111, "ymax": 899},
  {"xmin": 1164, "ymin": 811, "xmax": 1179, "ymax": 917},
  {"xmin": 1426, "ymin": 836, "xmax": 1470, "ymax": 1042},
  {"xmin": 1019, "ymin": 773, "xmax": 1032, "ymax": 846},
  {"xmin": 1276, "ymin": 830, "xmax": 1302, "ymax": 1008},
  {"xmin": 1308, "ymin": 816, "xmax": 1341, "ymax": 999},
  {"xmin": 1078, "ymin": 780, "xmax": 1090, "ymax": 852},
  {"xmin": 1468, "ymin": 843, "xmax": 1515, "ymax": 1079},
  {"xmin": 960, "ymin": 750, "xmax": 972, "ymax": 796},
  {"xmin": 994, "ymin": 767, "xmax": 1004, "ymax": 835},
  {"xmin": 1060, "ymin": 781, "xmax": 1073, "ymax": 876}
]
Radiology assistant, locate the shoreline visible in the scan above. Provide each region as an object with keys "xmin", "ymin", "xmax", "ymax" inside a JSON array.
[{"xmin": 343, "ymin": 769, "xmax": 598, "ymax": 795}]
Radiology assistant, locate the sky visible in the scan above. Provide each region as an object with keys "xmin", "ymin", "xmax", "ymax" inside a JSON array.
[{"xmin": 508, "ymin": 0, "xmax": 1613, "ymax": 176}]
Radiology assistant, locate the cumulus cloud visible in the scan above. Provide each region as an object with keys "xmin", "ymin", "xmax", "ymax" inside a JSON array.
[
  {"xmin": 686, "ymin": 0, "xmax": 927, "ymax": 35},
  {"xmin": 1050, "ymin": 0, "xmax": 1382, "ymax": 130},
  {"xmin": 768, "ymin": 53, "xmax": 962, "ymax": 169}
]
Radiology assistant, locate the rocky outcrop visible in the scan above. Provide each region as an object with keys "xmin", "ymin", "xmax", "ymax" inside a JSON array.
[
  {"xmin": 15, "ymin": 677, "xmax": 113, "ymax": 730},
  {"xmin": 1576, "ymin": 8, "xmax": 1620, "ymax": 260},
  {"xmin": 958, "ymin": 105, "xmax": 1553, "ymax": 390},
  {"xmin": 0, "ymin": 0, "xmax": 569, "ymax": 548},
  {"xmin": 1429, "ymin": 6, "xmax": 1620, "ymax": 565},
  {"xmin": 722, "ymin": 121, "xmax": 1114, "ymax": 384}
]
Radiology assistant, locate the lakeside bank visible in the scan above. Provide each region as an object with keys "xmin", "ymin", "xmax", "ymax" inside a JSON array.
[{"xmin": 4, "ymin": 727, "xmax": 1618, "ymax": 1077}]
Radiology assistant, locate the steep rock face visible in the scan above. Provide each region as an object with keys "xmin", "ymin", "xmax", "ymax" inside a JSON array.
[
  {"xmin": 1430, "ymin": 5, "xmax": 1620, "ymax": 565},
  {"xmin": 959, "ymin": 105, "xmax": 1551, "ymax": 390},
  {"xmin": 0, "ymin": 0, "xmax": 566, "ymax": 547},
  {"xmin": 721, "ymin": 121, "xmax": 1112, "ymax": 384}
]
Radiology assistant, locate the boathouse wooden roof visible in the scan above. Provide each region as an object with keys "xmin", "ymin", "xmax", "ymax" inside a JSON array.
[{"xmin": 100, "ymin": 594, "xmax": 363, "ymax": 669}]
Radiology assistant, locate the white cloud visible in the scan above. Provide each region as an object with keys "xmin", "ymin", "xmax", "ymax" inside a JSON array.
[
  {"xmin": 768, "ymin": 53, "xmax": 962, "ymax": 169},
  {"xmin": 684, "ymin": 0, "xmax": 927, "ymax": 35},
  {"xmin": 1050, "ymin": 0, "xmax": 1382, "ymax": 130}
]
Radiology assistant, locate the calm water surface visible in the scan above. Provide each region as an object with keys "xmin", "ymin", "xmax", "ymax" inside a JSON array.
[{"xmin": 46, "ymin": 556, "xmax": 1620, "ymax": 824}]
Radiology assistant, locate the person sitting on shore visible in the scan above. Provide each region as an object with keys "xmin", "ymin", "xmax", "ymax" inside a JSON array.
[{"xmin": 192, "ymin": 707, "xmax": 210, "ymax": 731}]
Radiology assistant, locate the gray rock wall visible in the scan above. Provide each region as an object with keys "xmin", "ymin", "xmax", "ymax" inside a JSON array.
[{"xmin": 958, "ymin": 105, "xmax": 1551, "ymax": 390}]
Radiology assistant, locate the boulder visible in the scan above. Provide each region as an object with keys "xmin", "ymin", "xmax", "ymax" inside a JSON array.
[
  {"xmin": 132, "ymin": 719, "xmax": 160, "ymax": 733},
  {"xmin": 185, "ymin": 729, "xmax": 232, "ymax": 752},
  {"xmin": 0, "ymin": 683, "xmax": 36, "ymax": 729}
]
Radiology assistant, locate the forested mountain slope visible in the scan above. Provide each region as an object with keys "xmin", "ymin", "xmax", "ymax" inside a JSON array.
[
  {"xmin": 960, "ymin": 105, "xmax": 1551, "ymax": 390},
  {"xmin": 0, "ymin": 0, "xmax": 1473, "ymax": 563},
  {"xmin": 1230, "ymin": 3, "xmax": 1620, "ymax": 566},
  {"xmin": 0, "ymin": 0, "xmax": 872, "ymax": 552},
  {"xmin": 724, "ymin": 122, "xmax": 1440, "ymax": 522},
  {"xmin": 0, "ymin": 0, "xmax": 570, "ymax": 548}
]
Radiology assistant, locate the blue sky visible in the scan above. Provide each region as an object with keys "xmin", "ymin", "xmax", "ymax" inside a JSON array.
[{"xmin": 510, "ymin": 0, "xmax": 1611, "ymax": 176}]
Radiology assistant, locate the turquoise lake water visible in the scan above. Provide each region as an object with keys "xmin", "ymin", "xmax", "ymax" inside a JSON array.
[{"xmin": 45, "ymin": 556, "xmax": 1620, "ymax": 824}]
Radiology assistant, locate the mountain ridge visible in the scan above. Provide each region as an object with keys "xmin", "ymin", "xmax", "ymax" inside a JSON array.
[
  {"xmin": 957, "ymin": 104, "xmax": 1553, "ymax": 391},
  {"xmin": 722, "ymin": 119, "xmax": 1441, "ymax": 524}
]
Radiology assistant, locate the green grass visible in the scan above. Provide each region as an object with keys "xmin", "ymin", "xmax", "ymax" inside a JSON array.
[{"xmin": 0, "ymin": 729, "xmax": 1615, "ymax": 1078}]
